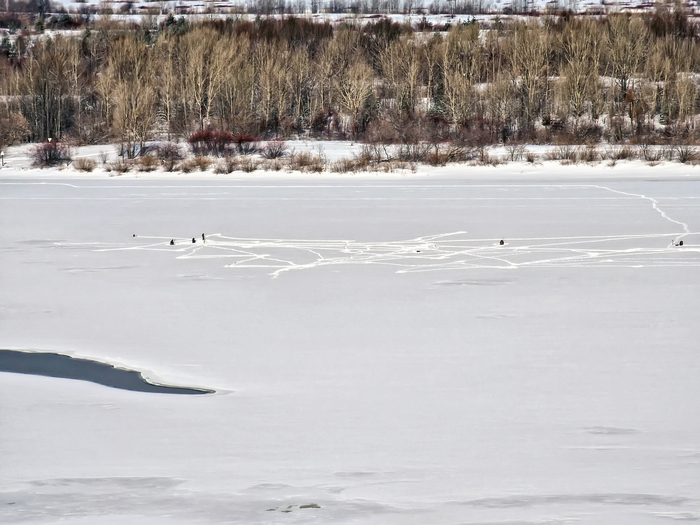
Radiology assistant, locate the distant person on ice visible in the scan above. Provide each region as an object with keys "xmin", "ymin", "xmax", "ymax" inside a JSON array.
[
  {"xmin": 202, "ymin": 233, "xmax": 206, "ymax": 242},
  {"xmin": 170, "ymin": 239, "xmax": 174, "ymax": 245},
  {"xmin": 499, "ymin": 240, "xmax": 505, "ymax": 245},
  {"xmin": 192, "ymin": 238, "xmax": 196, "ymax": 243}
]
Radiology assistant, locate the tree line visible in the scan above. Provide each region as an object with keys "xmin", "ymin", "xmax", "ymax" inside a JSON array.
[{"xmin": 2, "ymin": 7, "xmax": 700, "ymax": 154}]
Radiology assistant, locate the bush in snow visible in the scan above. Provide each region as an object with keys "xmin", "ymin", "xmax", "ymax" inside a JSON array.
[
  {"xmin": 188, "ymin": 130, "xmax": 235, "ymax": 157},
  {"xmin": 262, "ymin": 139, "xmax": 288, "ymax": 159},
  {"xmin": 31, "ymin": 141, "xmax": 73, "ymax": 167},
  {"xmin": 73, "ymin": 157, "xmax": 97, "ymax": 172},
  {"xmin": 234, "ymin": 134, "xmax": 261, "ymax": 155}
]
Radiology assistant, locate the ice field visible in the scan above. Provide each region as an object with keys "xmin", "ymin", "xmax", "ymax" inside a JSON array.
[{"xmin": 1, "ymin": 173, "xmax": 700, "ymax": 524}]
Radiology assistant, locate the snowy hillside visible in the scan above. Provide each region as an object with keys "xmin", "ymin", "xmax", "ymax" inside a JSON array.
[{"xmin": 48, "ymin": 0, "xmax": 670, "ymax": 17}]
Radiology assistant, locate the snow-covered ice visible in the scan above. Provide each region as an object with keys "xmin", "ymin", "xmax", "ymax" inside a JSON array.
[{"xmin": 1, "ymin": 170, "xmax": 699, "ymax": 524}]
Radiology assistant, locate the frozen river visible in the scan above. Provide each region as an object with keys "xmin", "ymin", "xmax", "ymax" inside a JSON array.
[{"xmin": 1, "ymin": 176, "xmax": 699, "ymax": 524}]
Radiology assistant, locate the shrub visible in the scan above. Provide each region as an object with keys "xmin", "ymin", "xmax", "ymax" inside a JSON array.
[
  {"xmin": 441, "ymin": 144, "xmax": 474, "ymax": 163},
  {"xmin": 287, "ymin": 150, "xmax": 325, "ymax": 172},
  {"xmin": 180, "ymin": 156, "xmax": 212, "ymax": 173},
  {"xmin": 473, "ymin": 149, "xmax": 504, "ymax": 166},
  {"xmin": 573, "ymin": 123, "xmax": 602, "ymax": 144},
  {"xmin": 395, "ymin": 143, "xmax": 430, "ymax": 162},
  {"xmin": 238, "ymin": 156, "xmax": 260, "ymax": 172},
  {"xmin": 0, "ymin": 112, "xmax": 30, "ymax": 149},
  {"xmin": 179, "ymin": 159, "xmax": 196, "ymax": 173},
  {"xmin": 154, "ymin": 143, "xmax": 184, "ymax": 171},
  {"xmin": 675, "ymin": 145, "xmax": 698, "ymax": 163},
  {"xmin": 262, "ymin": 139, "xmax": 288, "ymax": 159},
  {"xmin": 545, "ymin": 145, "xmax": 579, "ymax": 162},
  {"xmin": 31, "ymin": 141, "xmax": 73, "ymax": 167},
  {"xmin": 155, "ymin": 142, "xmax": 184, "ymax": 160},
  {"xmin": 262, "ymin": 159, "xmax": 283, "ymax": 171},
  {"xmin": 73, "ymin": 157, "xmax": 97, "ymax": 172},
  {"xmin": 639, "ymin": 144, "xmax": 663, "ymax": 162},
  {"xmin": 235, "ymin": 133, "xmax": 261, "ymax": 154},
  {"xmin": 603, "ymin": 146, "xmax": 637, "ymax": 161},
  {"xmin": 525, "ymin": 150, "xmax": 539, "ymax": 164},
  {"xmin": 214, "ymin": 157, "xmax": 239, "ymax": 174},
  {"xmin": 426, "ymin": 146, "xmax": 450, "ymax": 166},
  {"xmin": 661, "ymin": 145, "xmax": 676, "ymax": 161},
  {"xmin": 505, "ymin": 144, "xmax": 526, "ymax": 161},
  {"xmin": 330, "ymin": 157, "xmax": 361, "ymax": 173},
  {"xmin": 195, "ymin": 156, "xmax": 212, "ymax": 171},
  {"xmin": 135, "ymin": 154, "xmax": 160, "ymax": 172},
  {"xmin": 106, "ymin": 158, "xmax": 132, "ymax": 174},
  {"xmin": 580, "ymin": 146, "xmax": 600, "ymax": 163},
  {"xmin": 0, "ymin": 14, "xmax": 24, "ymax": 31},
  {"xmin": 188, "ymin": 130, "xmax": 235, "ymax": 157}
]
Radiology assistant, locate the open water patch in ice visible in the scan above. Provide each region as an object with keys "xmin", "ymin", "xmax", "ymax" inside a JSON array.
[{"xmin": 0, "ymin": 350, "xmax": 214, "ymax": 395}]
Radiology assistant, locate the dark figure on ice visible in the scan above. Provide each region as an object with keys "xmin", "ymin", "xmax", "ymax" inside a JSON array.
[
  {"xmin": 679, "ymin": 240, "xmax": 684, "ymax": 246},
  {"xmin": 499, "ymin": 240, "xmax": 505, "ymax": 245},
  {"xmin": 202, "ymin": 233, "xmax": 206, "ymax": 242},
  {"xmin": 170, "ymin": 239, "xmax": 174, "ymax": 246},
  {"xmin": 192, "ymin": 237, "xmax": 196, "ymax": 243},
  {"xmin": 133, "ymin": 234, "xmax": 136, "ymax": 237}
]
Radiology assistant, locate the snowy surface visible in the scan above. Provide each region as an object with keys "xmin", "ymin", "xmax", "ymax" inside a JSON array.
[
  {"xmin": 50, "ymin": 0, "xmax": 650, "ymax": 14},
  {"xmin": 1, "ymin": 161, "xmax": 700, "ymax": 524}
]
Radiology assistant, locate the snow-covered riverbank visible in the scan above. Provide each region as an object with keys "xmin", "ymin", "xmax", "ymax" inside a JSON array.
[{"xmin": 3, "ymin": 141, "xmax": 700, "ymax": 181}]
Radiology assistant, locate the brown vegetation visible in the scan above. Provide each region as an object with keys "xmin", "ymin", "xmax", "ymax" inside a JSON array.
[{"xmin": 3, "ymin": 7, "xmax": 700, "ymax": 156}]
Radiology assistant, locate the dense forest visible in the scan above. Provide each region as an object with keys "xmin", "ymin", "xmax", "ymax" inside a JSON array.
[{"xmin": 2, "ymin": 4, "xmax": 700, "ymax": 158}]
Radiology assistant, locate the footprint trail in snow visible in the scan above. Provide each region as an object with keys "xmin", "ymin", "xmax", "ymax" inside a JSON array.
[
  {"xmin": 66, "ymin": 229, "xmax": 699, "ymax": 279},
  {"xmin": 58, "ymin": 184, "xmax": 699, "ymax": 277}
]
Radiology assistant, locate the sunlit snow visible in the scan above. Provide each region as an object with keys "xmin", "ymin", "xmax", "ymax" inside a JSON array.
[{"xmin": 1, "ymin": 167, "xmax": 699, "ymax": 525}]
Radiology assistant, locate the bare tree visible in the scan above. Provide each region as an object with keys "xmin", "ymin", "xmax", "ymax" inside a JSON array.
[
  {"xmin": 100, "ymin": 37, "xmax": 156, "ymax": 157},
  {"xmin": 20, "ymin": 36, "xmax": 77, "ymax": 141},
  {"xmin": 254, "ymin": 40, "xmax": 290, "ymax": 131},
  {"xmin": 337, "ymin": 59, "xmax": 374, "ymax": 137},
  {"xmin": 442, "ymin": 23, "xmax": 481, "ymax": 124},
  {"xmin": 559, "ymin": 20, "xmax": 601, "ymax": 125},
  {"xmin": 286, "ymin": 47, "xmax": 312, "ymax": 128},
  {"xmin": 215, "ymin": 35, "xmax": 254, "ymax": 132},
  {"xmin": 507, "ymin": 22, "xmax": 552, "ymax": 128},
  {"xmin": 605, "ymin": 15, "xmax": 649, "ymax": 104},
  {"xmin": 380, "ymin": 35, "xmax": 421, "ymax": 115},
  {"xmin": 181, "ymin": 27, "xmax": 231, "ymax": 131}
]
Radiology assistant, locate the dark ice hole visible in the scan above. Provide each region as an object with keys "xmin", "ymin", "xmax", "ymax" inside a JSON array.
[{"xmin": 0, "ymin": 350, "xmax": 214, "ymax": 395}]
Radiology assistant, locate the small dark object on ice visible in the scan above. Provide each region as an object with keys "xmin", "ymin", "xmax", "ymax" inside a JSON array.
[
  {"xmin": 680, "ymin": 240, "xmax": 684, "ymax": 246},
  {"xmin": 192, "ymin": 237, "xmax": 196, "ymax": 243},
  {"xmin": 133, "ymin": 234, "xmax": 136, "ymax": 237},
  {"xmin": 300, "ymin": 503, "xmax": 321, "ymax": 509},
  {"xmin": 202, "ymin": 233, "xmax": 206, "ymax": 242},
  {"xmin": 499, "ymin": 239, "xmax": 505, "ymax": 245},
  {"xmin": 170, "ymin": 239, "xmax": 175, "ymax": 246}
]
